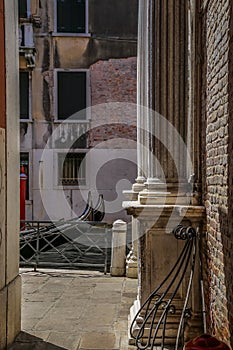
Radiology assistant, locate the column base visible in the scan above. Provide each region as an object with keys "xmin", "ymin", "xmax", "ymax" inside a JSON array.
[
  {"xmin": 139, "ymin": 182, "xmax": 191, "ymax": 205},
  {"xmin": 123, "ymin": 189, "xmax": 139, "ymax": 201},
  {"xmin": 132, "ymin": 181, "xmax": 146, "ymax": 194},
  {"xmin": 128, "ymin": 298, "xmax": 141, "ymax": 345},
  {"xmin": 126, "ymin": 251, "xmax": 138, "ymax": 279},
  {"xmin": 139, "ymin": 189, "xmax": 190, "ymax": 205},
  {"xmin": 123, "ymin": 179, "xmax": 146, "ymax": 201}
]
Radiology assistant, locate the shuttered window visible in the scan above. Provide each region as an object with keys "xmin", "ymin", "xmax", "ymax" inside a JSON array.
[
  {"xmin": 20, "ymin": 72, "xmax": 29, "ymax": 119},
  {"xmin": 57, "ymin": 71, "xmax": 87, "ymax": 120},
  {"xmin": 57, "ymin": 0, "xmax": 86, "ymax": 33},
  {"xmin": 58, "ymin": 152, "xmax": 86, "ymax": 186}
]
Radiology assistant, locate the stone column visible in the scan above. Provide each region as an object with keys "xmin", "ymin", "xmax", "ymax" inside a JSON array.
[
  {"xmin": 125, "ymin": 0, "xmax": 205, "ymax": 346},
  {"xmin": 132, "ymin": 0, "xmax": 148, "ymax": 196},
  {"xmin": 187, "ymin": 0, "xmax": 203, "ymax": 206},
  {"xmin": 139, "ymin": 0, "xmax": 190, "ymax": 205}
]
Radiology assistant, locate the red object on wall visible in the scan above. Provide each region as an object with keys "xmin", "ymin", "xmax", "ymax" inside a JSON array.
[
  {"xmin": 20, "ymin": 166, "xmax": 27, "ymax": 226},
  {"xmin": 185, "ymin": 334, "xmax": 230, "ymax": 350}
]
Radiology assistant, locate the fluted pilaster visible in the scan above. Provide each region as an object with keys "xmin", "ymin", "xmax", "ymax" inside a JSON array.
[{"xmin": 137, "ymin": 0, "xmax": 190, "ymax": 204}]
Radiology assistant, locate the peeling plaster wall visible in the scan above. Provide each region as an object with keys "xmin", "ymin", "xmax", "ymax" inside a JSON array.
[{"xmin": 20, "ymin": 0, "xmax": 138, "ymax": 222}]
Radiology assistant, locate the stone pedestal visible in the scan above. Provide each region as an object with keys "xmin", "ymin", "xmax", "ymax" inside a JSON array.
[
  {"xmin": 124, "ymin": 203, "xmax": 205, "ymax": 346},
  {"xmin": 110, "ymin": 220, "xmax": 127, "ymax": 277}
]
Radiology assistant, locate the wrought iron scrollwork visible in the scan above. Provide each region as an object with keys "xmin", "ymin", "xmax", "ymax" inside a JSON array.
[
  {"xmin": 173, "ymin": 224, "xmax": 196, "ymax": 240},
  {"xmin": 130, "ymin": 225, "xmax": 198, "ymax": 350}
]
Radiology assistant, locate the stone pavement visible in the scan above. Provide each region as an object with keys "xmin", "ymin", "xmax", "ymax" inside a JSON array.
[{"xmin": 10, "ymin": 269, "xmax": 138, "ymax": 350}]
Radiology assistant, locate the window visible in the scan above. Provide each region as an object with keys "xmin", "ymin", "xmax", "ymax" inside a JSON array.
[
  {"xmin": 20, "ymin": 71, "xmax": 30, "ymax": 119},
  {"xmin": 56, "ymin": 0, "xmax": 87, "ymax": 34},
  {"xmin": 18, "ymin": 0, "xmax": 30, "ymax": 18},
  {"xmin": 20, "ymin": 153, "xmax": 29, "ymax": 200},
  {"xmin": 58, "ymin": 152, "xmax": 86, "ymax": 186},
  {"xmin": 19, "ymin": 23, "xmax": 34, "ymax": 48},
  {"xmin": 56, "ymin": 71, "xmax": 88, "ymax": 120}
]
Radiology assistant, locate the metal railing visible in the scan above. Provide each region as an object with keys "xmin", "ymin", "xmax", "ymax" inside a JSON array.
[
  {"xmin": 20, "ymin": 220, "xmax": 112, "ymax": 274},
  {"xmin": 130, "ymin": 225, "xmax": 198, "ymax": 350}
]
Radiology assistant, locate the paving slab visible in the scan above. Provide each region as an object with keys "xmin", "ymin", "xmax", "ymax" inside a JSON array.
[
  {"xmin": 79, "ymin": 332, "xmax": 120, "ymax": 350},
  {"xmin": 80, "ymin": 304, "xmax": 118, "ymax": 330},
  {"xmin": 10, "ymin": 269, "xmax": 138, "ymax": 350},
  {"xmin": 22, "ymin": 301, "xmax": 53, "ymax": 318},
  {"xmin": 34, "ymin": 314, "xmax": 81, "ymax": 333},
  {"xmin": 22, "ymin": 317, "xmax": 42, "ymax": 331},
  {"xmin": 47, "ymin": 332, "xmax": 81, "ymax": 350}
]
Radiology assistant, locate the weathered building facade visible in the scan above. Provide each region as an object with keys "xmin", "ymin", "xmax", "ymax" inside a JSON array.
[
  {"xmin": 19, "ymin": 0, "xmax": 138, "ymax": 223},
  {"xmin": 0, "ymin": 1, "xmax": 21, "ymax": 349},
  {"xmin": 125, "ymin": 0, "xmax": 233, "ymax": 347}
]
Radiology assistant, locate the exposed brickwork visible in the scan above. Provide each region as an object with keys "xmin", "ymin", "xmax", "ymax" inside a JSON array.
[
  {"xmin": 88, "ymin": 123, "xmax": 137, "ymax": 148},
  {"xmin": 89, "ymin": 57, "xmax": 137, "ymax": 147},
  {"xmin": 227, "ymin": 3, "xmax": 233, "ymax": 346},
  {"xmin": 202, "ymin": 0, "xmax": 233, "ymax": 345},
  {"xmin": 90, "ymin": 57, "xmax": 137, "ymax": 105}
]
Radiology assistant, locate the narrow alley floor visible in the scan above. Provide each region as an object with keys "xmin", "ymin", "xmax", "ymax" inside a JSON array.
[{"xmin": 11, "ymin": 269, "xmax": 138, "ymax": 350}]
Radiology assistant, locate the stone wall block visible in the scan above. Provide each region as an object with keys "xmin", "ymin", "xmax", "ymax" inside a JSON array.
[
  {"xmin": 0, "ymin": 288, "xmax": 7, "ymax": 350},
  {"xmin": 6, "ymin": 276, "xmax": 21, "ymax": 347}
]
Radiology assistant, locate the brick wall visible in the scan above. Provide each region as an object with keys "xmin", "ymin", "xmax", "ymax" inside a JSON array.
[
  {"xmin": 91, "ymin": 57, "xmax": 137, "ymax": 105},
  {"xmin": 89, "ymin": 57, "xmax": 137, "ymax": 147},
  {"xmin": 227, "ymin": 2, "xmax": 233, "ymax": 345},
  {"xmin": 202, "ymin": 0, "xmax": 233, "ymax": 345}
]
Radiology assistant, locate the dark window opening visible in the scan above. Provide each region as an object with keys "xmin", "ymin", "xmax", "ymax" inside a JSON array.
[
  {"xmin": 20, "ymin": 25, "xmax": 25, "ymax": 47},
  {"xmin": 18, "ymin": 0, "xmax": 28, "ymax": 18},
  {"xmin": 20, "ymin": 72, "xmax": 29, "ymax": 119},
  {"xmin": 58, "ymin": 152, "xmax": 86, "ymax": 186},
  {"xmin": 57, "ymin": 0, "xmax": 86, "ymax": 33},
  {"xmin": 57, "ymin": 71, "xmax": 87, "ymax": 120},
  {"xmin": 20, "ymin": 152, "xmax": 29, "ymax": 200}
]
